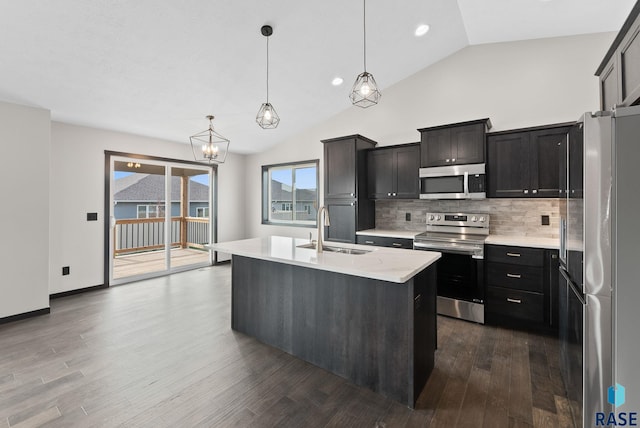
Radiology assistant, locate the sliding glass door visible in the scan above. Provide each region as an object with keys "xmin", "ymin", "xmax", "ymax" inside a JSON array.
[{"xmin": 108, "ymin": 155, "xmax": 214, "ymax": 285}]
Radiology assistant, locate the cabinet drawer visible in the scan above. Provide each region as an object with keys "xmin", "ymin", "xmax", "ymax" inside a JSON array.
[
  {"xmin": 486, "ymin": 286, "xmax": 544, "ymax": 323},
  {"xmin": 356, "ymin": 235, "xmax": 413, "ymax": 249},
  {"xmin": 485, "ymin": 245, "xmax": 544, "ymax": 267},
  {"xmin": 486, "ymin": 262, "xmax": 543, "ymax": 293}
]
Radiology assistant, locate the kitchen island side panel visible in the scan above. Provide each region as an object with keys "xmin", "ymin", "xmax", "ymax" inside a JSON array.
[{"xmin": 230, "ymin": 255, "xmax": 436, "ymax": 407}]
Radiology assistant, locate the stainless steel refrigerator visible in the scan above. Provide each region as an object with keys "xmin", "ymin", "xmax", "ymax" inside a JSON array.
[{"xmin": 559, "ymin": 105, "xmax": 640, "ymax": 428}]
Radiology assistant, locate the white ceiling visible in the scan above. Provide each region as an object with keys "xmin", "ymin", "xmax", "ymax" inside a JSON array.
[{"xmin": 0, "ymin": 0, "xmax": 635, "ymax": 154}]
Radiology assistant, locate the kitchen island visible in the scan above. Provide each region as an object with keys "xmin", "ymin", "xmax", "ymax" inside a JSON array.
[{"xmin": 209, "ymin": 236, "xmax": 440, "ymax": 407}]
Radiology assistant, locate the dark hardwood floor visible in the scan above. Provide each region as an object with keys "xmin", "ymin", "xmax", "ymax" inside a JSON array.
[{"xmin": 0, "ymin": 265, "xmax": 574, "ymax": 427}]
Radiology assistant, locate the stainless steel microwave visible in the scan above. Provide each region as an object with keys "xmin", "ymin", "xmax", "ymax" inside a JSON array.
[{"xmin": 419, "ymin": 164, "xmax": 486, "ymax": 200}]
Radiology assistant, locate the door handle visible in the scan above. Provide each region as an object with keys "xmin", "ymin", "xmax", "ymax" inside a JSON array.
[
  {"xmin": 506, "ymin": 298, "xmax": 522, "ymax": 304},
  {"xmin": 392, "ymin": 243, "xmax": 403, "ymax": 247},
  {"xmin": 507, "ymin": 273, "xmax": 522, "ymax": 279},
  {"xmin": 506, "ymin": 252, "xmax": 521, "ymax": 257}
]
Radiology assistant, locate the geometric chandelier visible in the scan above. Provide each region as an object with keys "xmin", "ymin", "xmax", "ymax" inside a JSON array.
[
  {"xmin": 256, "ymin": 24, "xmax": 280, "ymax": 129},
  {"xmin": 189, "ymin": 115, "xmax": 230, "ymax": 164},
  {"xmin": 349, "ymin": 0, "xmax": 381, "ymax": 108}
]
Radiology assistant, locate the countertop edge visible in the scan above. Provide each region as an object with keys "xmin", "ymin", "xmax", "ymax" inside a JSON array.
[
  {"xmin": 485, "ymin": 235, "xmax": 559, "ymax": 250},
  {"xmin": 356, "ymin": 229, "xmax": 421, "ymax": 239}
]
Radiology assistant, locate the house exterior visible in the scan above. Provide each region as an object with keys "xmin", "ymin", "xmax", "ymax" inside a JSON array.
[
  {"xmin": 114, "ymin": 173, "xmax": 209, "ymax": 219},
  {"xmin": 269, "ymin": 180, "xmax": 317, "ymax": 222}
]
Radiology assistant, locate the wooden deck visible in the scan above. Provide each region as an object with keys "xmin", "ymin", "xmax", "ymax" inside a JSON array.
[{"xmin": 113, "ymin": 248, "xmax": 211, "ymax": 279}]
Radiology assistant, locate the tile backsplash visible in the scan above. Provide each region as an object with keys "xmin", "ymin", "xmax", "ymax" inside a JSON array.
[{"xmin": 375, "ymin": 199, "xmax": 560, "ymax": 238}]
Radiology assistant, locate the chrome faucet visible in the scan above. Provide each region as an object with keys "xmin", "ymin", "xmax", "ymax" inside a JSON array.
[{"xmin": 316, "ymin": 206, "xmax": 330, "ymax": 253}]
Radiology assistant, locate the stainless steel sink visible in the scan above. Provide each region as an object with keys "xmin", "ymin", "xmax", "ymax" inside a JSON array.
[{"xmin": 296, "ymin": 243, "xmax": 370, "ymax": 255}]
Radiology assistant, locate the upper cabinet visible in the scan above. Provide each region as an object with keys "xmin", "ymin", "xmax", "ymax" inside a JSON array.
[
  {"xmin": 322, "ymin": 134, "xmax": 376, "ymax": 200},
  {"xmin": 367, "ymin": 144, "xmax": 420, "ymax": 199},
  {"xmin": 596, "ymin": 2, "xmax": 640, "ymax": 110},
  {"xmin": 487, "ymin": 123, "xmax": 572, "ymax": 198},
  {"xmin": 418, "ymin": 119, "xmax": 491, "ymax": 167}
]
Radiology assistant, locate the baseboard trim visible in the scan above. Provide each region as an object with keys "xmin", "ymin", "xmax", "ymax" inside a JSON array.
[
  {"xmin": 0, "ymin": 308, "xmax": 50, "ymax": 325},
  {"xmin": 50, "ymin": 284, "xmax": 107, "ymax": 299}
]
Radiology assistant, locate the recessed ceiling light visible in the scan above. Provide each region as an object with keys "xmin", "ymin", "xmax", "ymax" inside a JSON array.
[
  {"xmin": 332, "ymin": 77, "xmax": 344, "ymax": 86},
  {"xmin": 415, "ymin": 24, "xmax": 430, "ymax": 37}
]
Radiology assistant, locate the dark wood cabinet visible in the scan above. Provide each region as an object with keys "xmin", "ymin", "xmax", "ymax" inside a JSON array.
[
  {"xmin": 321, "ymin": 135, "xmax": 376, "ymax": 244},
  {"xmin": 596, "ymin": 2, "xmax": 640, "ymax": 109},
  {"xmin": 418, "ymin": 119, "xmax": 491, "ymax": 167},
  {"xmin": 485, "ymin": 244, "xmax": 559, "ymax": 333},
  {"xmin": 356, "ymin": 235, "xmax": 414, "ymax": 249},
  {"xmin": 487, "ymin": 124, "xmax": 571, "ymax": 198},
  {"xmin": 367, "ymin": 144, "xmax": 420, "ymax": 199}
]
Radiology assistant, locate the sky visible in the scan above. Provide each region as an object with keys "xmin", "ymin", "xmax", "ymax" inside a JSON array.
[{"xmin": 271, "ymin": 166, "xmax": 317, "ymax": 189}]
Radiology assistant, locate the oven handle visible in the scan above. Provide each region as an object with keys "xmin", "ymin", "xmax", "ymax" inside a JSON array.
[{"xmin": 413, "ymin": 241, "xmax": 482, "ymax": 257}]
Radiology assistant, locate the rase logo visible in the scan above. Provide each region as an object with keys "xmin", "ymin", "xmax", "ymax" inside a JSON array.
[{"xmin": 596, "ymin": 384, "xmax": 638, "ymax": 426}]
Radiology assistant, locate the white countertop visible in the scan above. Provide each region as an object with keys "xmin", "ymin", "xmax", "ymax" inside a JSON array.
[
  {"xmin": 356, "ymin": 229, "xmax": 421, "ymax": 239},
  {"xmin": 485, "ymin": 235, "xmax": 559, "ymax": 249},
  {"xmin": 208, "ymin": 236, "xmax": 441, "ymax": 284}
]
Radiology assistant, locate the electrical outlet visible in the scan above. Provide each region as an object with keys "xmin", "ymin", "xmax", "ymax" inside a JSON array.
[
  {"xmin": 405, "ymin": 212, "xmax": 411, "ymax": 221},
  {"xmin": 62, "ymin": 266, "xmax": 70, "ymax": 276},
  {"xmin": 87, "ymin": 212, "xmax": 98, "ymax": 221},
  {"xmin": 541, "ymin": 215, "xmax": 550, "ymax": 226}
]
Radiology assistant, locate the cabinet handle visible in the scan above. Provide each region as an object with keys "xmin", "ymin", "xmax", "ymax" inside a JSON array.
[
  {"xmin": 506, "ymin": 252, "xmax": 521, "ymax": 257},
  {"xmin": 350, "ymin": 202, "xmax": 354, "ymax": 206},
  {"xmin": 387, "ymin": 193, "xmax": 391, "ymax": 196},
  {"xmin": 392, "ymin": 192, "xmax": 397, "ymax": 196},
  {"xmin": 532, "ymin": 189, "xmax": 538, "ymax": 194},
  {"xmin": 365, "ymin": 240, "xmax": 374, "ymax": 244},
  {"xmin": 507, "ymin": 273, "xmax": 522, "ymax": 279},
  {"xmin": 524, "ymin": 189, "xmax": 529, "ymax": 194},
  {"xmin": 350, "ymin": 193, "xmax": 354, "ymax": 197},
  {"xmin": 392, "ymin": 243, "xmax": 403, "ymax": 247},
  {"xmin": 445, "ymin": 159, "xmax": 450, "ymax": 162},
  {"xmin": 506, "ymin": 298, "xmax": 522, "ymax": 304},
  {"xmin": 452, "ymin": 158, "xmax": 456, "ymax": 162}
]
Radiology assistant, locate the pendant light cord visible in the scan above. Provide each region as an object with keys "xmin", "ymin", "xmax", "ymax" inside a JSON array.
[
  {"xmin": 363, "ymin": 0, "xmax": 367, "ymax": 72},
  {"xmin": 266, "ymin": 36, "xmax": 270, "ymax": 103}
]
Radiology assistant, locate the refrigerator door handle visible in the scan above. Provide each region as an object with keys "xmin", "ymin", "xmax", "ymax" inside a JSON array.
[{"xmin": 560, "ymin": 267, "xmax": 585, "ymax": 305}]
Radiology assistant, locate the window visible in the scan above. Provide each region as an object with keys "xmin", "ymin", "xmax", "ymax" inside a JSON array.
[
  {"xmin": 137, "ymin": 204, "xmax": 166, "ymax": 219},
  {"xmin": 196, "ymin": 207, "xmax": 209, "ymax": 218},
  {"xmin": 262, "ymin": 160, "xmax": 319, "ymax": 227}
]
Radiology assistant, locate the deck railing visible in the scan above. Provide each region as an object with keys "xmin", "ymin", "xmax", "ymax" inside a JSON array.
[{"xmin": 114, "ymin": 217, "xmax": 210, "ymax": 256}]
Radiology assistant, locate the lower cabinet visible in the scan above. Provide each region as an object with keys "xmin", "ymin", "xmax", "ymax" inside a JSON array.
[
  {"xmin": 485, "ymin": 244, "xmax": 559, "ymax": 333},
  {"xmin": 356, "ymin": 235, "xmax": 413, "ymax": 249}
]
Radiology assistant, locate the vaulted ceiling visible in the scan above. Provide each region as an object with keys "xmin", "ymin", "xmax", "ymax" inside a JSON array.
[{"xmin": 0, "ymin": 1, "xmax": 635, "ymax": 154}]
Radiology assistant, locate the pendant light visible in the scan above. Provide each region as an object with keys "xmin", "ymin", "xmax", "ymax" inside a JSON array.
[
  {"xmin": 189, "ymin": 115, "xmax": 230, "ymax": 164},
  {"xmin": 349, "ymin": 0, "xmax": 381, "ymax": 108},
  {"xmin": 256, "ymin": 25, "xmax": 280, "ymax": 129}
]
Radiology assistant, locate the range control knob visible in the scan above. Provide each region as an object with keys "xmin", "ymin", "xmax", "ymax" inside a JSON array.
[
  {"xmin": 471, "ymin": 216, "xmax": 478, "ymax": 222},
  {"xmin": 436, "ymin": 215, "xmax": 441, "ymax": 221},
  {"xmin": 428, "ymin": 214, "xmax": 435, "ymax": 221},
  {"xmin": 479, "ymin": 216, "xmax": 486, "ymax": 222}
]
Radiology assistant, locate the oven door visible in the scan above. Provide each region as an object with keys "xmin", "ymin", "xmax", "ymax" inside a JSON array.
[{"xmin": 435, "ymin": 252, "xmax": 484, "ymax": 303}]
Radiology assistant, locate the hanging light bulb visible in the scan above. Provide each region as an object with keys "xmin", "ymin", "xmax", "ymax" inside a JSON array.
[
  {"xmin": 350, "ymin": 0, "xmax": 381, "ymax": 108},
  {"xmin": 189, "ymin": 115, "xmax": 230, "ymax": 164},
  {"xmin": 256, "ymin": 25, "xmax": 280, "ymax": 129}
]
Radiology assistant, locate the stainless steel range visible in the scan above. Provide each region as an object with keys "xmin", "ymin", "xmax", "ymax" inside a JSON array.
[{"xmin": 413, "ymin": 212, "xmax": 489, "ymax": 324}]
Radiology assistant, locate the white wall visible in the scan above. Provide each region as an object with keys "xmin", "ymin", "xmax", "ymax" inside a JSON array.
[
  {"xmin": 244, "ymin": 33, "xmax": 615, "ymax": 239},
  {"xmin": 0, "ymin": 101, "xmax": 50, "ymax": 318},
  {"xmin": 49, "ymin": 122, "xmax": 245, "ymax": 294}
]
